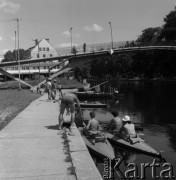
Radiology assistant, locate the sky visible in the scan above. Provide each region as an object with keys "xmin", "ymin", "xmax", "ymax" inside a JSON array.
[{"xmin": 0, "ymin": 0, "xmax": 176, "ymax": 56}]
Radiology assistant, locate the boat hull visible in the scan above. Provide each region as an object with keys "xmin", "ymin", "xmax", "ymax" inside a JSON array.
[
  {"xmin": 106, "ymin": 132, "xmax": 161, "ymax": 158},
  {"xmin": 75, "ymin": 102, "xmax": 108, "ymax": 108},
  {"xmin": 75, "ymin": 92, "xmax": 113, "ymax": 99},
  {"xmin": 82, "ymin": 134, "xmax": 115, "ymax": 160}
]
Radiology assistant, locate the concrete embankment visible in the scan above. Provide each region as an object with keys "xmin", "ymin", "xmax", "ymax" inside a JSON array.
[{"xmin": 0, "ymin": 93, "xmax": 102, "ymax": 180}]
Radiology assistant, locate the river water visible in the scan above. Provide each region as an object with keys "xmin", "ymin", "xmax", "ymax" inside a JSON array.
[{"xmin": 82, "ymin": 81, "xmax": 176, "ymax": 179}]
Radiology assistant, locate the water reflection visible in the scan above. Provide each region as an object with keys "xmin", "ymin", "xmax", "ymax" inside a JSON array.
[
  {"xmin": 82, "ymin": 81, "xmax": 176, "ymax": 178},
  {"xmin": 90, "ymin": 147, "xmax": 168, "ymax": 180}
]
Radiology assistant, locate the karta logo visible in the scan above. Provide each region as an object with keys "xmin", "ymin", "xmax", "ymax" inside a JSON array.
[{"xmin": 103, "ymin": 157, "xmax": 175, "ymax": 179}]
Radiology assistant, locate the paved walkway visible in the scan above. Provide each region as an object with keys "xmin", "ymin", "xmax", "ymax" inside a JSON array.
[{"xmin": 0, "ymin": 93, "xmax": 102, "ymax": 180}]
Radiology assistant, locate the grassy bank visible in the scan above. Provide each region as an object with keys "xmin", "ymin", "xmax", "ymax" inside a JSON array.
[
  {"xmin": 0, "ymin": 78, "xmax": 89, "ymax": 89},
  {"xmin": 0, "ymin": 89, "xmax": 41, "ymax": 130}
]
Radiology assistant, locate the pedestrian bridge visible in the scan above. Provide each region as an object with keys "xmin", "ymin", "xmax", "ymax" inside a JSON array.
[
  {"xmin": 1, "ymin": 44, "xmax": 176, "ymax": 68},
  {"xmin": 0, "ymin": 42, "xmax": 176, "ymax": 89}
]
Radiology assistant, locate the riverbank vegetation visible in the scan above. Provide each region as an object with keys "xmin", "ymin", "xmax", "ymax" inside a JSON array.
[{"xmin": 74, "ymin": 6, "xmax": 176, "ymax": 80}]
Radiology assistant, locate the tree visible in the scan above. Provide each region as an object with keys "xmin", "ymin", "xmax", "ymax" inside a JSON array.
[
  {"xmin": 136, "ymin": 27, "xmax": 161, "ymax": 45},
  {"xmin": 74, "ymin": 64, "xmax": 90, "ymax": 80},
  {"xmin": 71, "ymin": 46, "xmax": 78, "ymax": 55},
  {"xmin": 2, "ymin": 49, "xmax": 31, "ymax": 62},
  {"xmin": 159, "ymin": 6, "xmax": 176, "ymax": 41}
]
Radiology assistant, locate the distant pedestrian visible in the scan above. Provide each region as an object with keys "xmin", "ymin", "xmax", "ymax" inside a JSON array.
[
  {"xmin": 83, "ymin": 43, "xmax": 86, "ymax": 53},
  {"xmin": 51, "ymin": 79, "xmax": 57, "ymax": 103},
  {"xmin": 46, "ymin": 78, "xmax": 52, "ymax": 100}
]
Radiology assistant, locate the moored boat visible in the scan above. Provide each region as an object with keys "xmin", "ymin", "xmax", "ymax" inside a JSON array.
[
  {"xmin": 80, "ymin": 128, "xmax": 115, "ymax": 160},
  {"xmin": 74, "ymin": 91, "xmax": 115, "ymax": 99},
  {"xmin": 105, "ymin": 132, "xmax": 163, "ymax": 159},
  {"xmin": 75, "ymin": 101, "xmax": 108, "ymax": 108}
]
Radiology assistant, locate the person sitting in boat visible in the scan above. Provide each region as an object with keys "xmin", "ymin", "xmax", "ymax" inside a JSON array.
[
  {"xmin": 86, "ymin": 111, "xmax": 100, "ymax": 132},
  {"xmin": 119, "ymin": 115, "xmax": 136, "ymax": 141},
  {"xmin": 109, "ymin": 111, "xmax": 122, "ymax": 133}
]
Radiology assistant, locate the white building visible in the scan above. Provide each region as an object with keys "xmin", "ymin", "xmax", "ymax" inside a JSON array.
[
  {"xmin": 30, "ymin": 38, "xmax": 59, "ymax": 60},
  {"xmin": 0, "ymin": 39, "xmax": 61, "ymax": 80}
]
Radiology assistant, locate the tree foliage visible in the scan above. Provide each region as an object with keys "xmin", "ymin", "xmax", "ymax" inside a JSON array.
[
  {"xmin": 159, "ymin": 6, "xmax": 176, "ymax": 40},
  {"xmin": 2, "ymin": 49, "xmax": 30, "ymax": 62},
  {"xmin": 136, "ymin": 27, "xmax": 161, "ymax": 45}
]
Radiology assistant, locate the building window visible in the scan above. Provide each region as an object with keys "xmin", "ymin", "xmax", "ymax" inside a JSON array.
[
  {"xmin": 43, "ymin": 54, "xmax": 46, "ymax": 58},
  {"xmin": 43, "ymin": 47, "xmax": 45, "ymax": 51},
  {"xmin": 50, "ymin": 54, "xmax": 53, "ymax": 57},
  {"xmin": 47, "ymin": 47, "xmax": 49, "ymax": 51},
  {"xmin": 22, "ymin": 67, "xmax": 25, "ymax": 70},
  {"xmin": 39, "ymin": 47, "xmax": 42, "ymax": 51},
  {"xmin": 37, "ymin": 54, "xmax": 39, "ymax": 58}
]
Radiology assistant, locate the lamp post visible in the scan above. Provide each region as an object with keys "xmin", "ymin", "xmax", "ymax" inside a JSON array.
[
  {"xmin": 17, "ymin": 18, "xmax": 21, "ymax": 90},
  {"xmin": 109, "ymin": 22, "xmax": 114, "ymax": 49},
  {"xmin": 70, "ymin": 27, "xmax": 73, "ymax": 53},
  {"xmin": 14, "ymin": 31, "xmax": 17, "ymax": 61},
  {"xmin": 32, "ymin": 39, "xmax": 40, "ymax": 82}
]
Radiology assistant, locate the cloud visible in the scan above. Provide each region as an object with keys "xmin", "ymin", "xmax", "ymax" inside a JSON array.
[
  {"xmin": 62, "ymin": 31, "xmax": 80, "ymax": 38},
  {"xmin": 0, "ymin": 0, "xmax": 21, "ymax": 14},
  {"xmin": 11, "ymin": 36, "xmax": 15, "ymax": 41},
  {"xmin": 59, "ymin": 43, "xmax": 79, "ymax": 48},
  {"xmin": 62, "ymin": 31, "xmax": 70, "ymax": 38},
  {"xmin": 84, "ymin": 24, "xmax": 103, "ymax": 32},
  {"xmin": 0, "ymin": 36, "xmax": 3, "ymax": 41},
  {"xmin": 1, "ymin": 49, "xmax": 9, "ymax": 54},
  {"xmin": 74, "ymin": 33, "xmax": 80, "ymax": 38}
]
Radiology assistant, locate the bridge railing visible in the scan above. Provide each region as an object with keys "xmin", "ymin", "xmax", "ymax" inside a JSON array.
[
  {"xmin": 56, "ymin": 40, "xmax": 176, "ymax": 56},
  {"xmin": 56, "ymin": 41, "xmax": 127, "ymax": 56}
]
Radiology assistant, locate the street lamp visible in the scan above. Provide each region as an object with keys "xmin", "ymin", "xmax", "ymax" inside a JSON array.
[
  {"xmin": 17, "ymin": 18, "xmax": 21, "ymax": 90},
  {"xmin": 109, "ymin": 22, "xmax": 114, "ymax": 49},
  {"xmin": 14, "ymin": 31, "xmax": 17, "ymax": 61},
  {"xmin": 70, "ymin": 27, "xmax": 73, "ymax": 52},
  {"xmin": 32, "ymin": 39, "xmax": 41, "ymax": 82}
]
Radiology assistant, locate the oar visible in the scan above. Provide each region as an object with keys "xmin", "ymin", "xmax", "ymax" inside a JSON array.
[{"xmin": 87, "ymin": 80, "xmax": 109, "ymax": 91}]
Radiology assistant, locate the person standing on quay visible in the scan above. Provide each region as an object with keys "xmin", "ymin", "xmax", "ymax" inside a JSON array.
[
  {"xmin": 46, "ymin": 78, "xmax": 52, "ymax": 100},
  {"xmin": 51, "ymin": 79, "xmax": 57, "ymax": 103},
  {"xmin": 58, "ymin": 92, "xmax": 82, "ymax": 136}
]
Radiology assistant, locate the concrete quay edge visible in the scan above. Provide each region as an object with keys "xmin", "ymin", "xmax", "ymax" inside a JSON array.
[{"xmin": 0, "ymin": 92, "xmax": 102, "ymax": 180}]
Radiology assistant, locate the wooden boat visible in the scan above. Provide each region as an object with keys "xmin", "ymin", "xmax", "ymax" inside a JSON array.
[
  {"xmin": 80, "ymin": 128, "xmax": 115, "ymax": 160},
  {"xmin": 105, "ymin": 132, "xmax": 163, "ymax": 159},
  {"xmin": 74, "ymin": 91, "xmax": 116, "ymax": 99},
  {"xmin": 75, "ymin": 101, "xmax": 108, "ymax": 108}
]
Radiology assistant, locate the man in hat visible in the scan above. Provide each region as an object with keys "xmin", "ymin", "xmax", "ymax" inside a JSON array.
[{"xmin": 119, "ymin": 115, "xmax": 136, "ymax": 140}]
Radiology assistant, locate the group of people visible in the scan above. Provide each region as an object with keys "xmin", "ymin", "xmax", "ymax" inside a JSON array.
[
  {"xmin": 45, "ymin": 78, "xmax": 62, "ymax": 103},
  {"xmin": 57, "ymin": 92, "xmax": 136, "ymax": 138},
  {"xmin": 43, "ymin": 78, "xmax": 136, "ymax": 139},
  {"xmin": 83, "ymin": 110, "xmax": 136, "ymax": 140}
]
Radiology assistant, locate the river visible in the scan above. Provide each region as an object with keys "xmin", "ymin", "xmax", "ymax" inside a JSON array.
[{"xmin": 82, "ymin": 81, "xmax": 176, "ymax": 179}]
